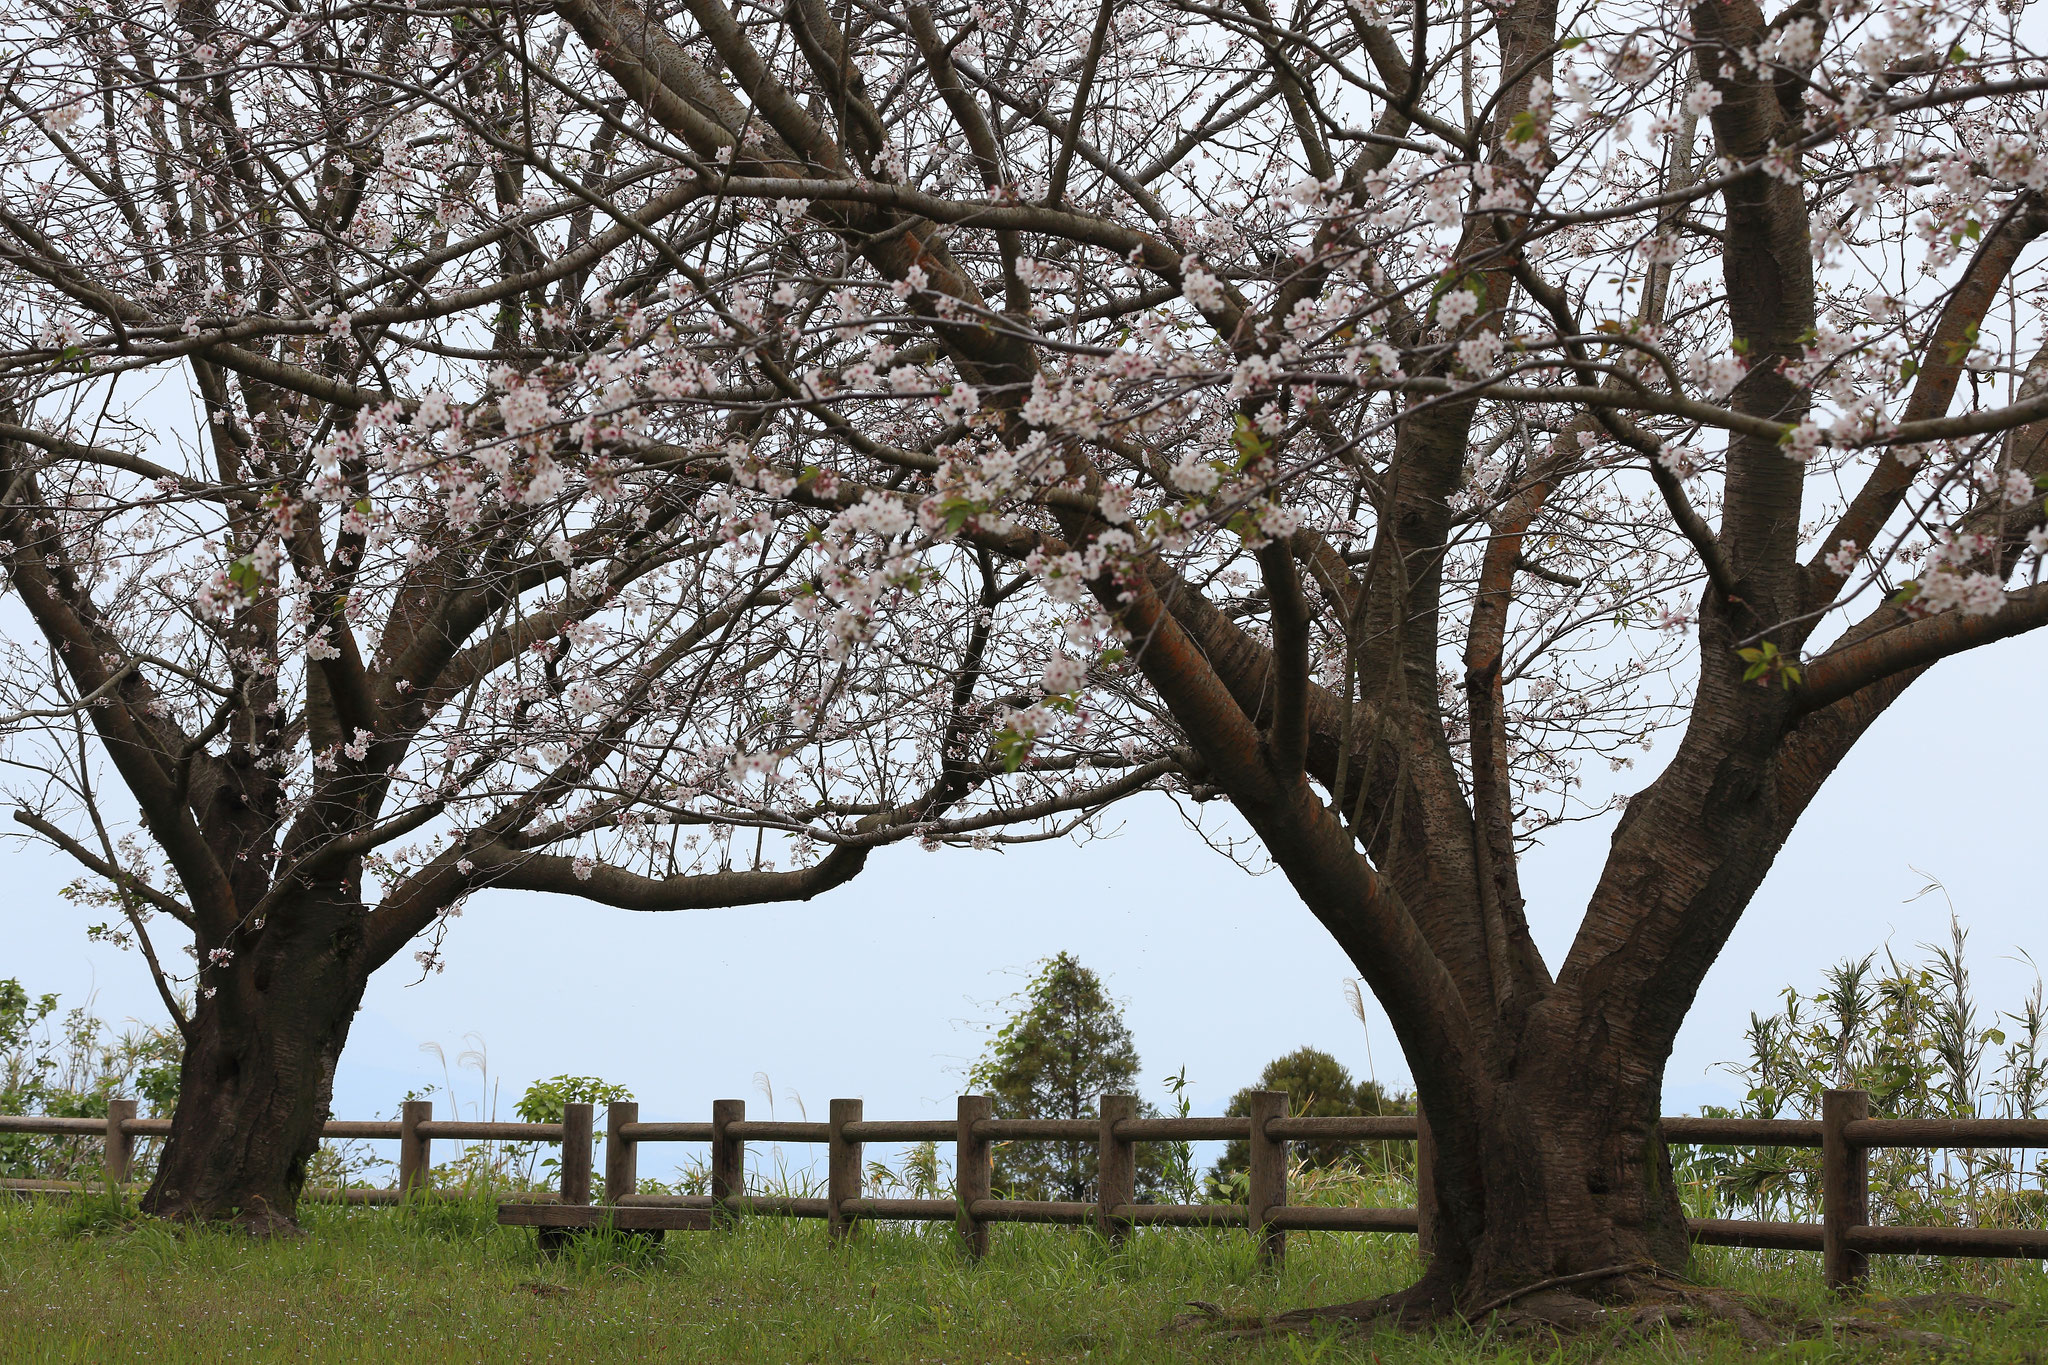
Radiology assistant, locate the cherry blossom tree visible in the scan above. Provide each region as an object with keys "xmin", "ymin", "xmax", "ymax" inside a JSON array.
[
  {"xmin": 10, "ymin": 0, "xmax": 2048, "ymax": 1317},
  {"xmin": 0, "ymin": 0, "xmax": 1172, "ymax": 1231},
  {"xmin": 499, "ymin": 0, "xmax": 2042, "ymax": 1318}
]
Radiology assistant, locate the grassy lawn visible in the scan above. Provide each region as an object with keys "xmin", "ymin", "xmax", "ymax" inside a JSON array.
[{"xmin": 1, "ymin": 1195, "xmax": 2043, "ymax": 1363}]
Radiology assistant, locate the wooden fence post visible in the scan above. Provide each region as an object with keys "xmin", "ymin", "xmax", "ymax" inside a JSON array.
[
  {"xmin": 604, "ymin": 1101, "xmax": 637, "ymax": 1205},
  {"xmin": 399, "ymin": 1099, "xmax": 432, "ymax": 1196},
  {"xmin": 103, "ymin": 1098, "xmax": 136, "ymax": 1187},
  {"xmin": 1823, "ymin": 1087, "xmax": 1869, "ymax": 1294},
  {"xmin": 956, "ymin": 1094, "xmax": 992, "ymax": 1259},
  {"xmin": 829, "ymin": 1098, "xmax": 862, "ymax": 1241},
  {"xmin": 1248, "ymin": 1090, "xmax": 1288, "ymax": 1268},
  {"xmin": 1098, "ymin": 1093, "xmax": 1137, "ymax": 1246},
  {"xmin": 560, "ymin": 1102, "xmax": 594, "ymax": 1206},
  {"xmin": 1415, "ymin": 1098, "xmax": 1436, "ymax": 1259},
  {"xmin": 711, "ymin": 1098, "xmax": 745, "ymax": 1228}
]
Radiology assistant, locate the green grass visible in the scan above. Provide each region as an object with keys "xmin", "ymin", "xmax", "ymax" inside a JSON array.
[{"xmin": 1, "ymin": 1195, "xmax": 2044, "ymax": 1363}]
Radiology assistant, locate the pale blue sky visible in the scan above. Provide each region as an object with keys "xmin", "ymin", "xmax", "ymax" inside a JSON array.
[{"xmin": 6, "ymin": 628, "xmax": 2043, "ymax": 1184}]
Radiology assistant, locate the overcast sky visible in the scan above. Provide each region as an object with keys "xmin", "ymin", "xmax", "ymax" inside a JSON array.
[{"xmin": 6, "ymin": 624, "xmax": 2043, "ymax": 1183}]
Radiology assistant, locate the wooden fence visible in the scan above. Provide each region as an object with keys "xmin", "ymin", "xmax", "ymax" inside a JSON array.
[{"xmin": 6, "ymin": 1087, "xmax": 2045, "ymax": 1289}]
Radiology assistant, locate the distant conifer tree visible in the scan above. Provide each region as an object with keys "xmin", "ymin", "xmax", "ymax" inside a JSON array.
[{"xmin": 970, "ymin": 953, "xmax": 1163, "ymax": 1202}]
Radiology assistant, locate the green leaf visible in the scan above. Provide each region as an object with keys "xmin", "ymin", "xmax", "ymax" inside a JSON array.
[
  {"xmin": 992, "ymin": 726, "xmax": 1034, "ymax": 773},
  {"xmin": 1735, "ymin": 640, "xmax": 1800, "ymax": 688},
  {"xmin": 1430, "ymin": 272, "xmax": 1488, "ymax": 310},
  {"xmin": 940, "ymin": 496, "xmax": 981, "ymax": 537},
  {"xmin": 1229, "ymin": 413, "xmax": 1270, "ymax": 469}
]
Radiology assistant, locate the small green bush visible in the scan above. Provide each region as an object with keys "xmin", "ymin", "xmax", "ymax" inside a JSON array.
[{"xmin": 1, "ymin": 976, "xmax": 181, "ymax": 1183}]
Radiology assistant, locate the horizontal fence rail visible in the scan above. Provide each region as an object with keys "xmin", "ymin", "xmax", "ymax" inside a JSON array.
[{"xmin": 4, "ymin": 1088, "xmax": 2042, "ymax": 1286}]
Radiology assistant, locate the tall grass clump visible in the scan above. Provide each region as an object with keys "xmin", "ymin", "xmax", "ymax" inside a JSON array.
[{"xmin": 1681, "ymin": 909, "xmax": 2046, "ymax": 1236}]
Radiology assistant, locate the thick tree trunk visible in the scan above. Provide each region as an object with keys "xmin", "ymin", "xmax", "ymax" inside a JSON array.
[
  {"xmin": 1333, "ymin": 999, "xmax": 1692, "ymax": 1320},
  {"xmin": 1294, "ymin": 994, "xmax": 1695, "ymax": 1326},
  {"xmin": 1449, "ymin": 1042, "xmax": 1688, "ymax": 1301},
  {"xmin": 143, "ymin": 886, "xmax": 373, "ymax": 1233}
]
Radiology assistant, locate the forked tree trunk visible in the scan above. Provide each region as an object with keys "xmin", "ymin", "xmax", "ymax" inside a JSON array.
[{"xmin": 143, "ymin": 886, "xmax": 375, "ymax": 1233}]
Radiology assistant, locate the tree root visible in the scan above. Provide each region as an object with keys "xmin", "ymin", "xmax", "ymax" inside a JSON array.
[
  {"xmin": 1864, "ymin": 1292, "xmax": 2014, "ymax": 1319},
  {"xmin": 1488, "ymin": 1282, "xmax": 1975, "ymax": 1353},
  {"xmin": 1271, "ymin": 1277, "xmax": 1455, "ymax": 1332},
  {"xmin": 147, "ymin": 1195, "xmax": 306, "ymax": 1238},
  {"xmin": 1167, "ymin": 1276, "xmax": 1454, "ymax": 1337},
  {"xmin": 229, "ymin": 1204, "xmax": 306, "ymax": 1239},
  {"xmin": 1462, "ymin": 1260, "xmax": 1660, "ymax": 1317},
  {"xmin": 1168, "ymin": 1272, "xmax": 1987, "ymax": 1353}
]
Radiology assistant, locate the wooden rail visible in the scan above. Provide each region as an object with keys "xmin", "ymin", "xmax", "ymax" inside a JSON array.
[
  {"xmin": 499, "ymin": 1088, "xmax": 2048, "ymax": 1287},
  {"xmin": 4, "ymin": 1088, "xmax": 2040, "ymax": 1287}
]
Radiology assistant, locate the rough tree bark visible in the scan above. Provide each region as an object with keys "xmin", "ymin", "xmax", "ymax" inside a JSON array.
[{"xmin": 143, "ymin": 884, "xmax": 372, "ymax": 1230}]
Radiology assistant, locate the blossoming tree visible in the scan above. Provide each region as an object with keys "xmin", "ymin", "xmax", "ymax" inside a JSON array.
[
  {"xmin": 497, "ymin": 0, "xmax": 2042, "ymax": 1318},
  {"xmin": 0, "ymin": 0, "xmax": 1173, "ymax": 1230},
  {"xmin": 9, "ymin": 0, "xmax": 2048, "ymax": 1316}
]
